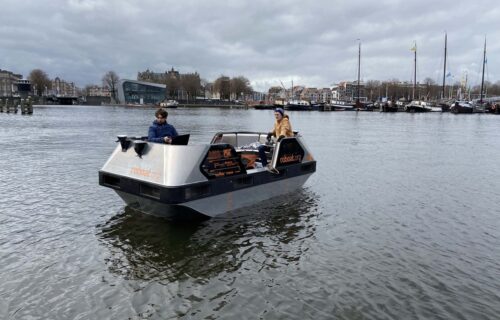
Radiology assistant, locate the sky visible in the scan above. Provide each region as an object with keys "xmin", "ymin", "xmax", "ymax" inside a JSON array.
[{"xmin": 1, "ymin": 0, "xmax": 499, "ymax": 92}]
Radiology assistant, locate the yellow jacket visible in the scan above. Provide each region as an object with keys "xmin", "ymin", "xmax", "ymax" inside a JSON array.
[{"xmin": 271, "ymin": 115, "xmax": 293, "ymax": 138}]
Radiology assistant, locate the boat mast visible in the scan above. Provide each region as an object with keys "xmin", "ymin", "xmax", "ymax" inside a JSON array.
[
  {"xmin": 357, "ymin": 40, "xmax": 361, "ymax": 104},
  {"xmin": 442, "ymin": 33, "xmax": 447, "ymax": 100},
  {"xmin": 480, "ymin": 37, "xmax": 486, "ymax": 103},
  {"xmin": 413, "ymin": 41, "xmax": 417, "ymax": 100}
]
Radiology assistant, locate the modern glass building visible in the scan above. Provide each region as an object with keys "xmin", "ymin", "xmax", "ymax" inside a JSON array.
[{"xmin": 116, "ymin": 80, "xmax": 166, "ymax": 104}]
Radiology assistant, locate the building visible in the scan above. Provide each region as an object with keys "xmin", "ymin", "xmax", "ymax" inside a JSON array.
[
  {"xmin": 0, "ymin": 69, "xmax": 22, "ymax": 97},
  {"xmin": 16, "ymin": 79, "xmax": 32, "ymax": 98},
  {"xmin": 50, "ymin": 77, "xmax": 77, "ymax": 97},
  {"xmin": 333, "ymin": 81, "xmax": 367, "ymax": 102},
  {"xmin": 300, "ymin": 87, "xmax": 319, "ymax": 102},
  {"xmin": 87, "ymin": 85, "xmax": 111, "ymax": 97},
  {"xmin": 319, "ymin": 88, "xmax": 332, "ymax": 103},
  {"xmin": 116, "ymin": 79, "xmax": 166, "ymax": 105}
]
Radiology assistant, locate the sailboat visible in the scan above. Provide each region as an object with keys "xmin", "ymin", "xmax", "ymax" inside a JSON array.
[
  {"xmin": 353, "ymin": 40, "xmax": 374, "ymax": 111},
  {"xmin": 405, "ymin": 41, "xmax": 433, "ymax": 112},
  {"xmin": 451, "ymin": 37, "xmax": 487, "ymax": 114},
  {"xmin": 438, "ymin": 33, "xmax": 452, "ymax": 112},
  {"xmin": 473, "ymin": 37, "xmax": 487, "ymax": 113}
]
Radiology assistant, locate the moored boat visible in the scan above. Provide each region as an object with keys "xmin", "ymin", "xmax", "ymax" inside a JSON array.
[
  {"xmin": 99, "ymin": 131, "xmax": 316, "ymax": 218},
  {"xmin": 158, "ymin": 100, "xmax": 179, "ymax": 108},
  {"xmin": 283, "ymin": 100, "xmax": 316, "ymax": 111},
  {"xmin": 380, "ymin": 101, "xmax": 398, "ymax": 112},
  {"xmin": 450, "ymin": 101, "xmax": 473, "ymax": 114},
  {"xmin": 404, "ymin": 100, "xmax": 434, "ymax": 113}
]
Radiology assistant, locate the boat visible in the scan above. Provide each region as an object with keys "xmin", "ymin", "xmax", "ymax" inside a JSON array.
[
  {"xmin": 487, "ymin": 102, "xmax": 500, "ymax": 114},
  {"xmin": 379, "ymin": 101, "xmax": 399, "ymax": 112},
  {"xmin": 437, "ymin": 100, "xmax": 452, "ymax": 112},
  {"xmin": 283, "ymin": 100, "xmax": 317, "ymax": 111},
  {"xmin": 159, "ymin": 100, "xmax": 179, "ymax": 108},
  {"xmin": 99, "ymin": 131, "xmax": 316, "ymax": 218},
  {"xmin": 404, "ymin": 100, "xmax": 432, "ymax": 112},
  {"xmin": 450, "ymin": 101, "xmax": 473, "ymax": 114},
  {"xmin": 329, "ymin": 100, "xmax": 355, "ymax": 111},
  {"xmin": 253, "ymin": 101, "xmax": 275, "ymax": 110}
]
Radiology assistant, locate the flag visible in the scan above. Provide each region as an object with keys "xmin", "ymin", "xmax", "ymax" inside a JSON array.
[{"xmin": 410, "ymin": 42, "xmax": 417, "ymax": 52}]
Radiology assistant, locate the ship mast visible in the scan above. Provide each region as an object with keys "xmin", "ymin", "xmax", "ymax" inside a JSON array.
[
  {"xmin": 442, "ymin": 33, "xmax": 447, "ymax": 100},
  {"xmin": 479, "ymin": 37, "xmax": 486, "ymax": 103},
  {"xmin": 357, "ymin": 40, "xmax": 361, "ymax": 104},
  {"xmin": 413, "ymin": 41, "xmax": 417, "ymax": 100}
]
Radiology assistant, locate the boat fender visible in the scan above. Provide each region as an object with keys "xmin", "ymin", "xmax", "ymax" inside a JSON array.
[
  {"xmin": 116, "ymin": 135, "xmax": 131, "ymax": 151},
  {"xmin": 133, "ymin": 140, "xmax": 148, "ymax": 158}
]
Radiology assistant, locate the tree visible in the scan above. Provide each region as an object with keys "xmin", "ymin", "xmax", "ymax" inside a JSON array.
[
  {"xmin": 365, "ymin": 80, "xmax": 380, "ymax": 101},
  {"xmin": 84, "ymin": 85, "xmax": 94, "ymax": 96},
  {"xmin": 29, "ymin": 69, "xmax": 51, "ymax": 96},
  {"xmin": 230, "ymin": 76, "xmax": 253, "ymax": 99},
  {"xmin": 213, "ymin": 75, "xmax": 231, "ymax": 100},
  {"xmin": 181, "ymin": 73, "xmax": 201, "ymax": 100},
  {"xmin": 165, "ymin": 75, "xmax": 179, "ymax": 99},
  {"xmin": 102, "ymin": 71, "xmax": 119, "ymax": 102}
]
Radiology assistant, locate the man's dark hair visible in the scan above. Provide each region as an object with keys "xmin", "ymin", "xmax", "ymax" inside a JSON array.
[{"xmin": 155, "ymin": 108, "xmax": 168, "ymax": 118}]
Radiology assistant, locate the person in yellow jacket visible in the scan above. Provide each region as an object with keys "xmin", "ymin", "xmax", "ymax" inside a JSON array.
[{"xmin": 258, "ymin": 108, "xmax": 294, "ymax": 172}]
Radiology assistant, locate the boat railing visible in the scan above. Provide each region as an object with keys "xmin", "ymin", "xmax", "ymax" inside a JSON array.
[{"xmin": 211, "ymin": 131, "xmax": 268, "ymax": 148}]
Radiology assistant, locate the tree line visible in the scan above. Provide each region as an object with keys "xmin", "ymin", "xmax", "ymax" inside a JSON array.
[
  {"xmin": 138, "ymin": 69, "xmax": 253, "ymax": 101},
  {"xmin": 26, "ymin": 67, "xmax": 500, "ymax": 102},
  {"xmin": 364, "ymin": 78, "xmax": 500, "ymax": 101}
]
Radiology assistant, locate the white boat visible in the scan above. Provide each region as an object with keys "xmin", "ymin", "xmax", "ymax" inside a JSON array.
[
  {"xmin": 159, "ymin": 100, "xmax": 179, "ymax": 108},
  {"xmin": 99, "ymin": 131, "xmax": 316, "ymax": 218}
]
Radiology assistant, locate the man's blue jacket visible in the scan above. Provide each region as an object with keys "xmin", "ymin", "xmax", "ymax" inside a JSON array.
[{"xmin": 148, "ymin": 120, "xmax": 178, "ymax": 143}]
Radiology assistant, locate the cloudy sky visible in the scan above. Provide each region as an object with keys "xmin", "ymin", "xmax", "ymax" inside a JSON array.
[{"xmin": 1, "ymin": 0, "xmax": 499, "ymax": 91}]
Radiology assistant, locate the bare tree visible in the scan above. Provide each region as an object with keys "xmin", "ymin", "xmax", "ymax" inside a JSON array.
[
  {"xmin": 365, "ymin": 80, "xmax": 380, "ymax": 101},
  {"xmin": 102, "ymin": 71, "xmax": 119, "ymax": 102},
  {"xmin": 84, "ymin": 85, "xmax": 94, "ymax": 96},
  {"xmin": 29, "ymin": 69, "xmax": 51, "ymax": 96},
  {"xmin": 181, "ymin": 73, "xmax": 201, "ymax": 100},
  {"xmin": 230, "ymin": 76, "xmax": 253, "ymax": 99},
  {"xmin": 213, "ymin": 75, "xmax": 231, "ymax": 100},
  {"xmin": 165, "ymin": 75, "xmax": 179, "ymax": 99}
]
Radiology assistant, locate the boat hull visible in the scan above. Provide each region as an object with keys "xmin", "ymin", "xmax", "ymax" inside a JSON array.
[
  {"xmin": 405, "ymin": 106, "xmax": 431, "ymax": 113},
  {"xmin": 115, "ymin": 173, "xmax": 313, "ymax": 218}
]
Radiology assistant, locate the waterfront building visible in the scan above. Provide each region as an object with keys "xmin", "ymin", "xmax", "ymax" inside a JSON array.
[
  {"xmin": 334, "ymin": 81, "xmax": 367, "ymax": 102},
  {"xmin": 87, "ymin": 85, "xmax": 111, "ymax": 97},
  {"xmin": 116, "ymin": 79, "xmax": 166, "ymax": 104},
  {"xmin": 319, "ymin": 88, "xmax": 332, "ymax": 103},
  {"xmin": 50, "ymin": 77, "xmax": 77, "ymax": 97},
  {"xmin": 300, "ymin": 87, "xmax": 319, "ymax": 102},
  {"xmin": 0, "ymin": 69, "xmax": 22, "ymax": 97}
]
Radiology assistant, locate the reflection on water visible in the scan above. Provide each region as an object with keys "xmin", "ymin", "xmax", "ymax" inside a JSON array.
[{"xmin": 98, "ymin": 190, "xmax": 319, "ymax": 282}]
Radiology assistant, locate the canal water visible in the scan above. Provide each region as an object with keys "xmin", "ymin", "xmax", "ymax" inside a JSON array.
[{"xmin": 1, "ymin": 105, "xmax": 499, "ymax": 319}]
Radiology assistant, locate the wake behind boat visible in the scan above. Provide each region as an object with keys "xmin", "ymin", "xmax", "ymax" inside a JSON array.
[{"xmin": 99, "ymin": 131, "xmax": 316, "ymax": 218}]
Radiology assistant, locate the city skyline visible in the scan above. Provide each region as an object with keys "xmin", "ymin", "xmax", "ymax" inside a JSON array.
[{"xmin": 1, "ymin": 0, "xmax": 498, "ymax": 92}]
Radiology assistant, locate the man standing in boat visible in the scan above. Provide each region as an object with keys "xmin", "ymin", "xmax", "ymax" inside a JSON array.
[
  {"xmin": 148, "ymin": 108, "xmax": 178, "ymax": 144},
  {"xmin": 258, "ymin": 107, "xmax": 294, "ymax": 172}
]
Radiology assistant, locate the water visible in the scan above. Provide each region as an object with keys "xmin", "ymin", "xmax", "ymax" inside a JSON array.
[{"xmin": 1, "ymin": 105, "xmax": 500, "ymax": 319}]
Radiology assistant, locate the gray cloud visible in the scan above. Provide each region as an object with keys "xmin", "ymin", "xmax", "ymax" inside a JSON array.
[{"xmin": 1, "ymin": 0, "xmax": 498, "ymax": 91}]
